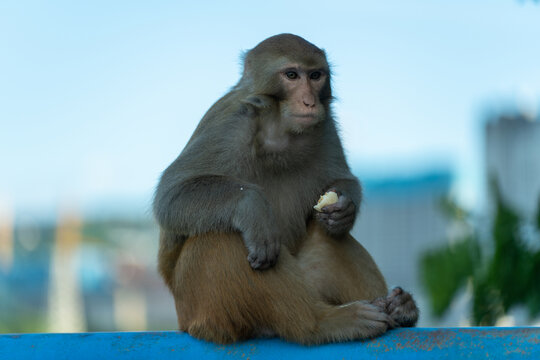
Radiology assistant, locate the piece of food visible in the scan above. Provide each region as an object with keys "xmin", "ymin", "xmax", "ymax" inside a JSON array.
[{"xmin": 313, "ymin": 191, "xmax": 339, "ymax": 212}]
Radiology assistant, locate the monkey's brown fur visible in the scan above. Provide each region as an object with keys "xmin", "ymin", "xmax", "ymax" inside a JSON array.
[
  {"xmin": 159, "ymin": 223, "xmax": 392, "ymax": 344},
  {"xmin": 154, "ymin": 34, "xmax": 419, "ymax": 344}
]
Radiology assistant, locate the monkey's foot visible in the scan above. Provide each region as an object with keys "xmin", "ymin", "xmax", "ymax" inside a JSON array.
[{"xmin": 372, "ymin": 287, "xmax": 419, "ymax": 328}]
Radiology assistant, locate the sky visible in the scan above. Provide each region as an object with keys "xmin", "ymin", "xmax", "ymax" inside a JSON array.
[{"xmin": 1, "ymin": 0, "xmax": 539, "ymax": 221}]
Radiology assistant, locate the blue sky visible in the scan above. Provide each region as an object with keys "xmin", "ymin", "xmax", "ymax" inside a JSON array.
[{"xmin": 1, "ymin": 1, "xmax": 539, "ymax": 220}]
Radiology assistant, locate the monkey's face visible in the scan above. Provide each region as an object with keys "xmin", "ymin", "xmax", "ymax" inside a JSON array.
[{"xmin": 278, "ymin": 64, "xmax": 328, "ymax": 134}]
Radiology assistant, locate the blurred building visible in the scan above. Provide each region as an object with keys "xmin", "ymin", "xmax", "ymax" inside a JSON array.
[
  {"xmin": 76, "ymin": 219, "xmax": 176, "ymax": 332},
  {"xmin": 485, "ymin": 113, "xmax": 540, "ymax": 218},
  {"xmin": 0, "ymin": 217, "xmax": 177, "ymax": 334},
  {"xmin": 483, "ymin": 112, "xmax": 540, "ymax": 326},
  {"xmin": 0, "ymin": 222, "xmax": 54, "ymax": 332},
  {"xmin": 351, "ymin": 171, "xmax": 452, "ymax": 326}
]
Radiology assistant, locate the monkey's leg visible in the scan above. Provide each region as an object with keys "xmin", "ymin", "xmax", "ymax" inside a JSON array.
[
  {"xmin": 166, "ymin": 232, "xmax": 393, "ymax": 345},
  {"xmin": 296, "ymin": 222, "xmax": 388, "ymax": 304},
  {"xmin": 297, "ymin": 223, "xmax": 419, "ymax": 327}
]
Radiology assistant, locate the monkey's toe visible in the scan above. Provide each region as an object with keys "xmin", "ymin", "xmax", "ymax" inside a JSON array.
[{"xmin": 385, "ymin": 288, "xmax": 419, "ymax": 328}]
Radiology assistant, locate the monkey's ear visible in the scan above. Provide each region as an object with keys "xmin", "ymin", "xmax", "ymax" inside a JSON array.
[{"xmin": 242, "ymin": 95, "xmax": 273, "ymax": 109}]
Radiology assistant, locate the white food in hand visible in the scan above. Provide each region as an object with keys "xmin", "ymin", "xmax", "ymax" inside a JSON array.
[{"xmin": 313, "ymin": 191, "xmax": 338, "ymax": 212}]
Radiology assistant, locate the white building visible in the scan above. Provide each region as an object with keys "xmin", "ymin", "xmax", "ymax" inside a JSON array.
[{"xmin": 485, "ymin": 114, "xmax": 540, "ymax": 219}]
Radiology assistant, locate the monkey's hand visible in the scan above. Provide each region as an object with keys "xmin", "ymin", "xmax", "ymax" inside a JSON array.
[
  {"xmin": 371, "ymin": 287, "xmax": 419, "ymax": 328},
  {"xmin": 315, "ymin": 189, "xmax": 356, "ymax": 237},
  {"xmin": 234, "ymin": 189, "xmax": 281, "ymax": 270},
  {"xmin": 242, "ymin": 225, "xmax": 281, "ymax": 270}
]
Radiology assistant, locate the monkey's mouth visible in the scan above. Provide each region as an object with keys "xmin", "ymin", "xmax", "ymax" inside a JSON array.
[{"xmin": 292, "ymin": 114, "xmax": 318, "ymax": 126}]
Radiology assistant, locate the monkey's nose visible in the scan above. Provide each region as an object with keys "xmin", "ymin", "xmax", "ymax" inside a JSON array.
[{"xmin": 302, "ymin": 96, "xmax": 316, "ymax": 108}]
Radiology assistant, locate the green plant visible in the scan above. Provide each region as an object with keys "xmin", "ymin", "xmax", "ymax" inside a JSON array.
[{"xmin": 421, "ymin": 185, "xmax": 540, "ymax": 325}]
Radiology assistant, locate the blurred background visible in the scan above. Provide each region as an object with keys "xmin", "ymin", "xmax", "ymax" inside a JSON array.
[{"xmin": 1, "ymin": 0, "xmax": 540, "ymax": 333}]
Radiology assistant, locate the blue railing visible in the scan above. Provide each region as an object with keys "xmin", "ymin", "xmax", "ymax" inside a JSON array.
[{"xmin": 1, "ymin": 327, "xmax": 539, "ymax": 359}]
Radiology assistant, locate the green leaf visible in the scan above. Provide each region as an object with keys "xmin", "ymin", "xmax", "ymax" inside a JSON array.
[
  {"xmin": 472, "ymin": 275, "xmax": 504, "ymax": 326},
  {"xmin": 536, "ymin": 196, "xmax": 540, "ymax": 230},
  {"xmin": 420, "ymin": 236, "xmax": 480, "ymax": 318}
]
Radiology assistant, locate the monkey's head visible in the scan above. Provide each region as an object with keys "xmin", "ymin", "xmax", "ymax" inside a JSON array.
[{"xmin": 239, "ymin": 34, "xmax": 332, "ymax": 134}]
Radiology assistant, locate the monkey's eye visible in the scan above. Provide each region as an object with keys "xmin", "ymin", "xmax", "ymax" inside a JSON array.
[
  {"xmin": 310, "ymin": 71, "xmax": 322, "ymax": 80},
  {"xmin": 285, "ymin": 71, "xmax": 299, "ymax": 80}
]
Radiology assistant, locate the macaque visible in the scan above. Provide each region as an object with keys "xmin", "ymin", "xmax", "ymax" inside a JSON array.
[{"xmin": 154, "ymin": 34, "xmax": 419, "ymax": 344}]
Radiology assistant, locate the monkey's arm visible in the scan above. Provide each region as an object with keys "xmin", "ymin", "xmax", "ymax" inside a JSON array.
[
  {"xmin": 154, "ymin": 102, "xmax": 282, "ymax": 269},
  {"xmin": 311, "ymin": 119, "xmax": 362, "ymax": 236},
  {"xmin": 154, "ymin": 170, "xmax": 280, "ymax": 270}
]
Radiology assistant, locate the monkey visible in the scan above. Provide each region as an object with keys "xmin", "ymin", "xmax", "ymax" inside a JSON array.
[{"xmin": 153, "ymin": 34, "xmax": 419, "ymax": 344}]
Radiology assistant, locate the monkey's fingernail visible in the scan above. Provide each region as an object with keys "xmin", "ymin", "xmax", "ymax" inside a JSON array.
[{"xmin": 393, "ymin": 287, "xmax": 403, "ymax": 295}]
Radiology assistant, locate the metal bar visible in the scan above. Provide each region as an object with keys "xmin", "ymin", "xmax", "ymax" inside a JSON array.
[{"xmin": 1, "ymin": 327, "xmax": 539, "ymax": 360}]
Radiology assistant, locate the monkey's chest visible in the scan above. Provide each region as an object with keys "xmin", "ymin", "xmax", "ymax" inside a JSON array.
[{"xmin": 258, "ymin": 176, "xmax": 323, "ymax": 248}]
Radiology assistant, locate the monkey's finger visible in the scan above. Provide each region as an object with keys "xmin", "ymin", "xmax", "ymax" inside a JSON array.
[
  {"xmin": 389, "ymin": 300, "xmax": 419, "ymax": 328},
  {"xmin": 355, "ymin": 301, "xmax": 397, "ymax": 329},
  {"xmin": 247, "ymin": 244, "xmax": 269, "ymax": 270},
  {"xmin": 322, "ymin": 195, "xmax": 353, "ymax": 214},
  {"xmin": 251, "ymin": 257, "xmax": 272, "ymax": 270},
  {"xmin": 387, "ymin": 288, "xmax": 411, "ymax": 313},
  {"xmin": 386, "ymin": 315, "xmax": 399, "ymax": 329},
  {"xmin": 384, "ymin": 287, "xmax": 403, "ymax": 309},
  {"xmin": 390, "ymin": 287, "xmax": 404, "ymax": 297},
  {"xmin": 370, "ymin": 296, "xmax": 389, "ymax": 311},
  {"xmin": 320, "ymin": 202, "xmax": 344, "ymax": 213},
  {"xmin": 247, "ymin": 254, "xmax": 261, "ymax": 269},
  {"xmin": 388, "ymin": 298, "xmax": 416, "ymax": 318},
  {"xmin": 327, "ymin": 214, "xmax": 354, "ymax": 229},
  {"xmin": 249, "ymin": 238, "xmax": 281, "ymax": 270},
  {"xmin": 386, "ymin": 289, "xmax": 419, "ymax": 328},
  {"xmin": 315, "ymin": 212, "xmax": 329, "ymax": 222},
  {"xmin": 327, "ymin": 214, "xmax": 355, "ymax": 232},
  {"xmin": 328, "ymin": 202, "xmax": 356, "ymax": 220}
]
